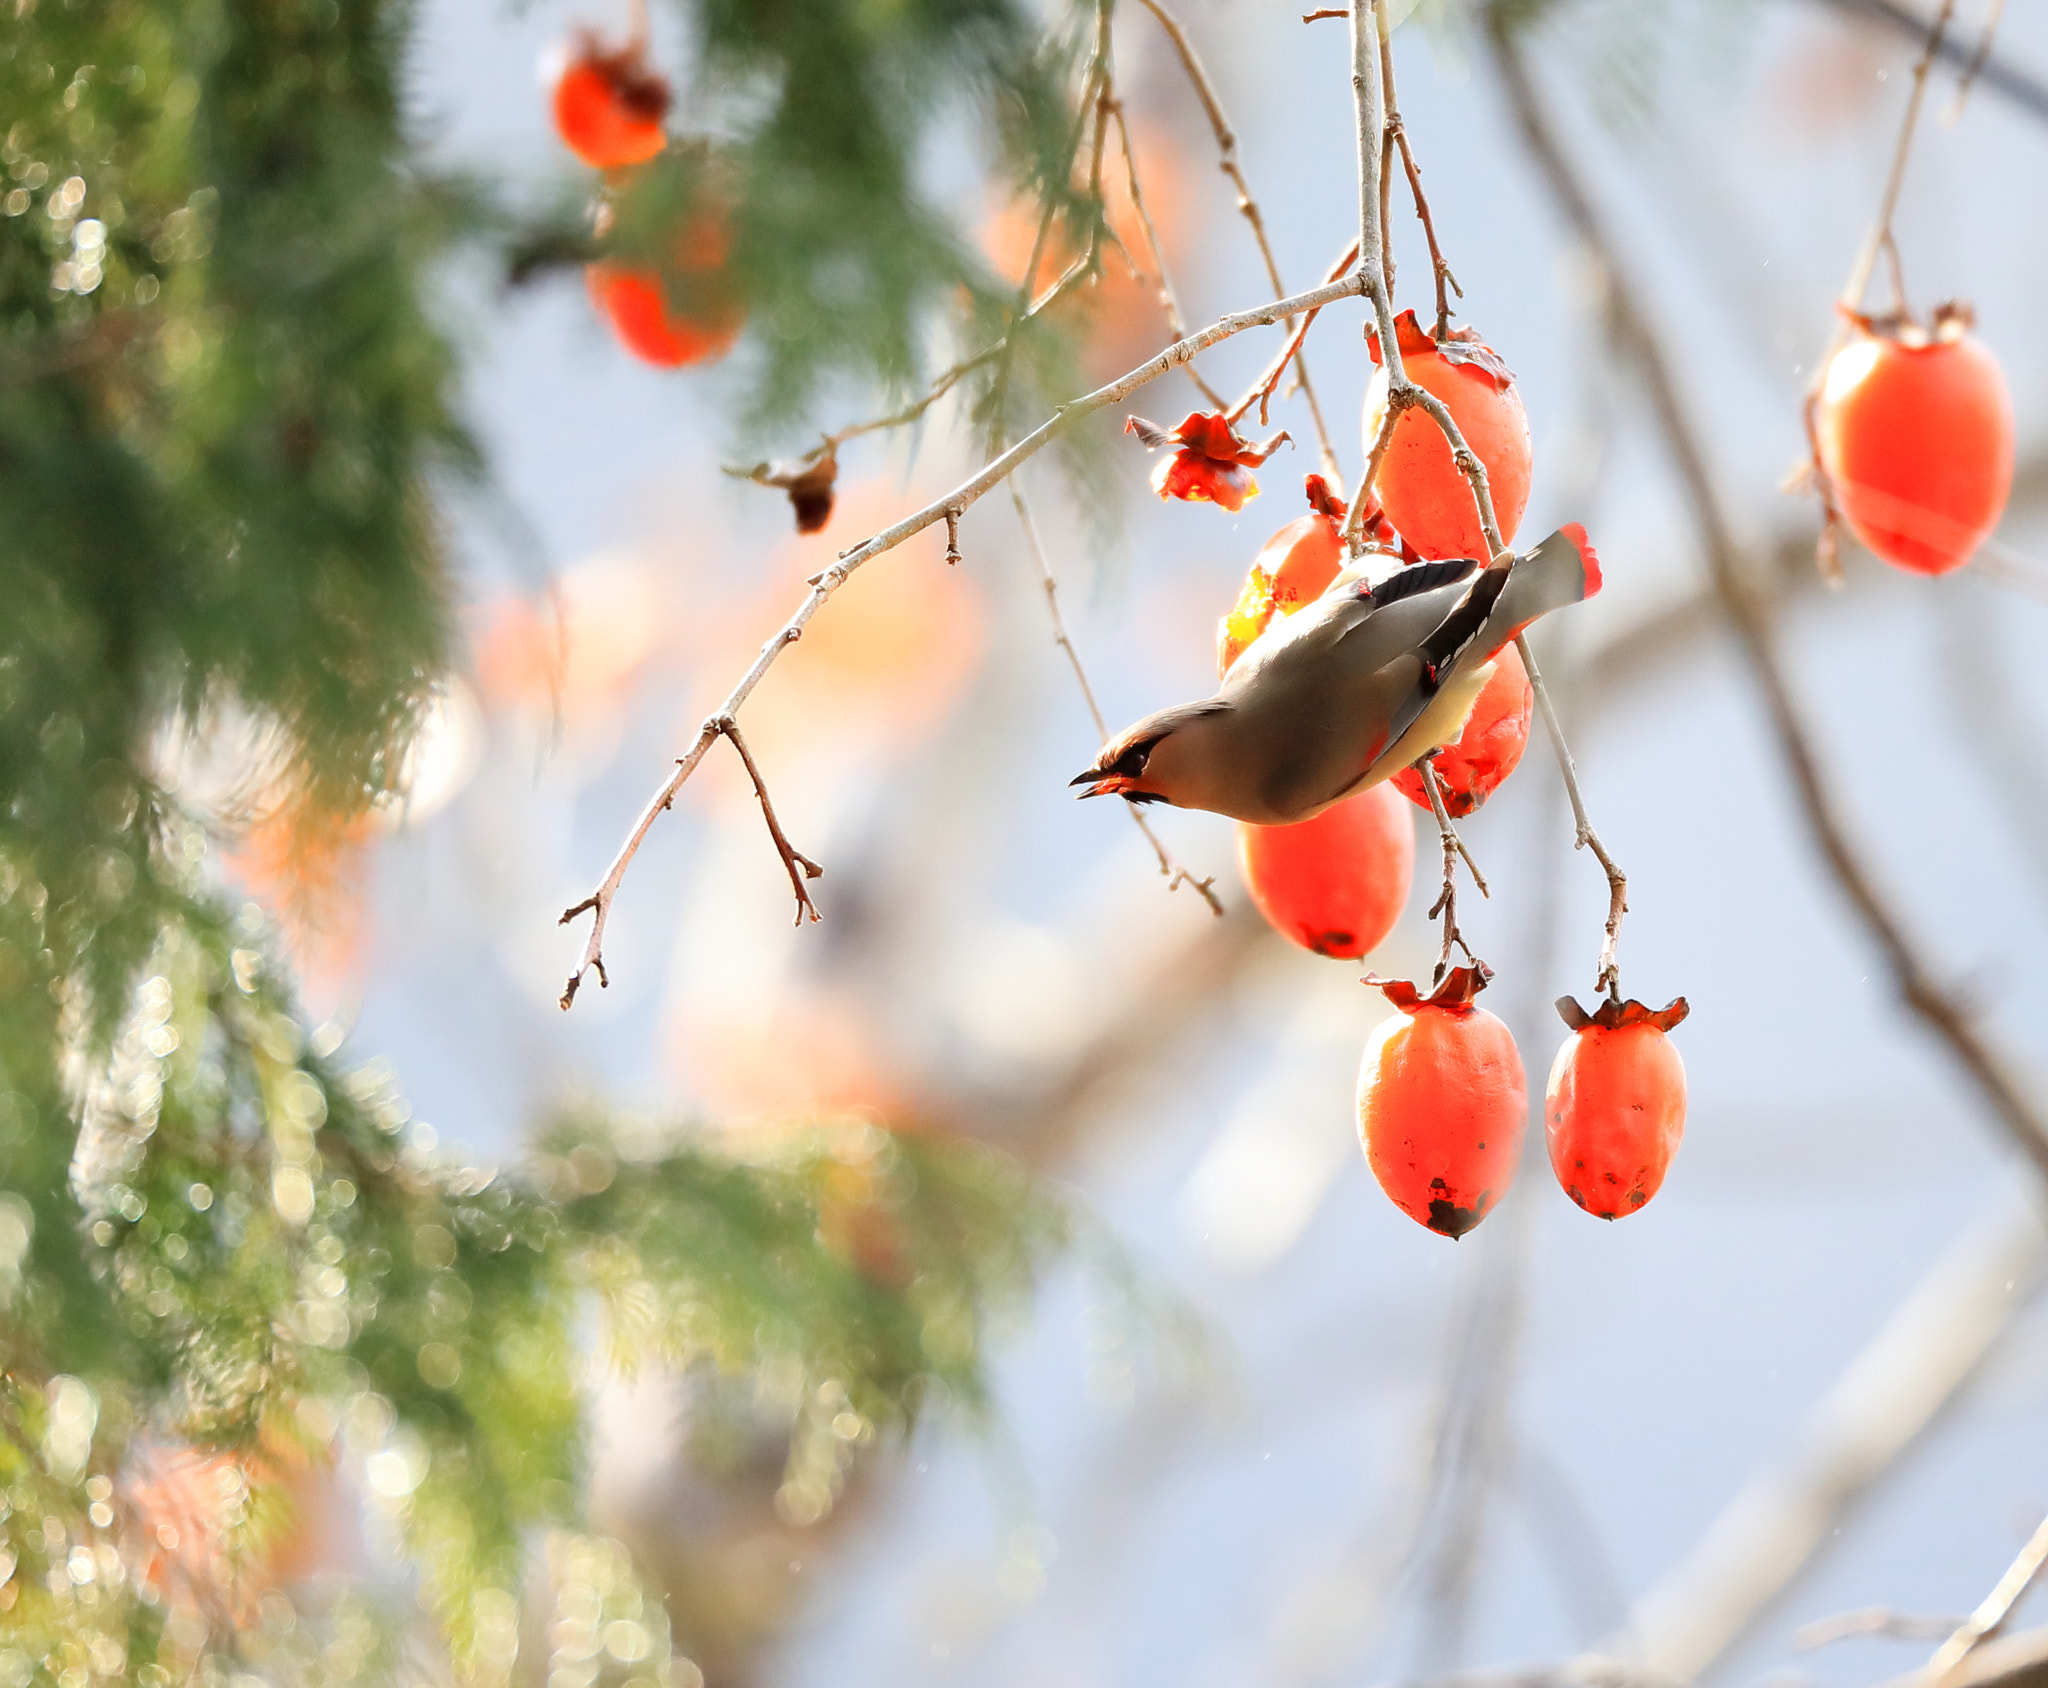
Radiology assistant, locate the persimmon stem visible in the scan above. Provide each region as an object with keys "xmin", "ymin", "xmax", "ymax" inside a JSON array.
[
  {"xmin": 1012, "ymin": 483, "xmax": 1223, "ymax": 915},
  {"xmin": 1517, "ymin": 632, "xmax": 1628, "ymax": 1001}
]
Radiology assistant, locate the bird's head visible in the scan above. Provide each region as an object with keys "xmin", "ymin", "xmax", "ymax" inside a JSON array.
[{"xmin": 1070, "ymin": 701, "xmax": 1234, "ymax": 808}]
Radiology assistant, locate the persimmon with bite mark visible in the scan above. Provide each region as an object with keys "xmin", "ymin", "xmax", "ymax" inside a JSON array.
[
  {"xmin": 1544, "ymin": 994, "xmax": 1690, "ymax": 1219},
  {"xmin": 552, "ymin": 37, "xmax": 671, "ymax": 170},
  {"xmin": 1388, "ymin": 640, "xmax": 1532, "ymax": 819},
  {"xmin": 1366, "ymin": 310, "xmax": 1530, "ymax": 561},
  {"xmin": 1358, "ymin": 964, "xmax": 1525, "ymax": 1238},
  {"xmin": 1815, "ymin": 304, "xmax": 2012, "ymax": 577},
  {"xmin": 1237, "ymin": 783, "xmax": 1413, "ymax": 960},
  {"xmin": 1217, "ymin": 475, "xmax": 1349, "ymax": 677}
]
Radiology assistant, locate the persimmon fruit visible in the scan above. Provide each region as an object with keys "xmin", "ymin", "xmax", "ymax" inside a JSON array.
[
  {"xmin": 586, "ymin": 218, "xmax": 741, "ymax": 368},
  {"xmin": 552, "ymin": 39, "xmax": 671, "ymax": 170},
  {"xmin": 1365, "ymin": 310, "xmax": 1530, "ymax": 562},
  {"xmin": 1815, "ymin": 305, "xmax": 2012, "ymax": 577},
  {"xmin": 1217, "ymin": 475, "xmax": 1348, "ymax": 676},
  {"xmin": 1237, "ymin": 783, "xmax": 1413, "ymax": 960},
  {"xmin": 1357, "ymin": 965, "xmax": 1525, "ymax": 1237},
  {"xmin": 1544, "ymin": 994, "xmax": 1690, "ymax": 1219},
  {"xmin": 1388, "ymin": 640, "xmax": 1533, "ymax": 819}
]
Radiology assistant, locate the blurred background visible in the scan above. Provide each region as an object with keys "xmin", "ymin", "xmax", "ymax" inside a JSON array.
[{"xmin": 13, "ymin": 0, "xmax": 2048, "ymax": 1684}]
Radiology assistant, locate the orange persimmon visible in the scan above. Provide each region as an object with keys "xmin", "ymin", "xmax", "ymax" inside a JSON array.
[
  {"xmin": 1545, "ymin": 994, "xmax": 1690, "ymax": 1219},
  {"xmin": 552, "ymin": 37, "xmax": 670, "ymax": 170},
  {"xmin": 1358, "ymin": 964, "xmax": 1525, "ymax": 1237},
  {"xmin": 1365, "ymin": 310, "xmax": 1530, "ymax": 561},
  {"xmin": 1815, "ymin": 304, "xmax": 2012, "ymax": 576},
  {"xmin": 1237, "ymin": 783, "xmax": 1413, "ymax": 960}
]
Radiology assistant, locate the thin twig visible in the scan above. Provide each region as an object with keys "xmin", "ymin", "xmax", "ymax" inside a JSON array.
[
  {"xmin": 558, "ymin": 268, "xmax": 1368, "ymax": 1005},
  {"xmin": 1795, "ymin": 1609, "xmax": 1966, "ymax": 1651},
  {"xmin": 1929, "ymin": 1514, "xmax": 2048, "ymax": 1684},
  {"xmin": 1133, "ymin": 0, "xmax": 1342, "ymax": 481},
  {"xmin": 1486, "ymin": 5, "xmax": 2048, "ymax": 1189},
  {"xmin": 1109, "ymin": 98, "xmax": 1229, "ymax": 411},
  {"xmin": 1420, "ymin": 760, "xmax": 1483, "ymax": 984},
  {"xmin": 1518, "ymin": 633, "xmax": 1628, "ymax": 1000},
  {"xmin": 1382, "ymin": 66, "xmax": 1465, "ymax": 339},
  {"xmin": 1011, "ymin": 484, "xmax": 1224, "ymax": 915},
  {"xmin": 943, "ymin": 507, "xmax": 962, "ymax": 566},
  {"xmin": 1945, "ymin": 0, "xmax": 2007, "ymax": 121},
  {"xmin": 717, "ymin": 720, "xmax": 823, "ymax": 928}
]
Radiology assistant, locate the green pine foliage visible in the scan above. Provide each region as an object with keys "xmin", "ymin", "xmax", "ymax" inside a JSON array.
[{"xmin": 0, "ymin": 0, "xmax": 1119, "ymax": 1680}]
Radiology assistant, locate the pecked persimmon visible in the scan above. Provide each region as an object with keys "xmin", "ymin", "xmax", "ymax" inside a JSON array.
[
  {"xmin": 552, "ymin": 37, "xmax": 671, "ymax": 170},
  {"xmin": 1238, "ymin": 782, "xmax": 1413, "ymax": 960},
  {"xmin": 1126, "ymin": 411, "xmax": 1290, "ymax": 514},
  {"xmin": 1545, "ymin": 994, "xmax": 1689, "ymax": 1218},
  {"xmin": 1388, "ymin": 639, "xmax": 1533, "ymax": 819},
  {"xmin": 1815, "ymin": 304, "xmax": 2012, "ymax": 576},
  {"xmin": 1358, "ymin": 964, "xmax": 1525, "ymax": 1237},
  {"xmin": 1217, "ymin": 475, "xmax": 1349, "ymax": 677},
  {"xmin": 586, "ymin": 217, "xmax": 742, "ymax": 368},
  {"xmin": 1366, "ymin": 310, "xmax": 1530, "ymax": 561}
]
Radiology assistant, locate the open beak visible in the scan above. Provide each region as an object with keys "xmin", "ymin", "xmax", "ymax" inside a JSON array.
[{"xmin": 1070, "ymin": 769, "xmax": 1134, "ymax": 800}]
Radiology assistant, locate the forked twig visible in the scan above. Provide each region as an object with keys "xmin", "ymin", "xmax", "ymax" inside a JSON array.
[
  {"xmin": 1011, "ymin": 483, "xmax": 1223, "ymax": 915},
  {"xmin": 1419, "ymin": 759, "xmax": 1483, "ymax": 984},
  {"xmin": 717, "ymin": 719, "xmax": 823, "ymax": 929},
  {"xmin": 1228, "ymin": 240, "xmax": 1360, "ymax": 429}
]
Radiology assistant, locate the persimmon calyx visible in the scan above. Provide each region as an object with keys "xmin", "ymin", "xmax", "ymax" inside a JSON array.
[
  {"xmin": 1302, "ymin": 472, "xmax": 1347, "ymax": 522},
  {"xmin": 1837, "ymin": 298, "xmax": 1977, "ymax": 347},
  {"xmin": 1367, "ymin": 308, "xmax": 1516, "ymax": 390},
  {"xmin": 1554, "ymin": 994, "xmax": 1690, "ymax": 1033},
  {"xmin": 1125, "ymin": 411, "xmax": 1291, "ymax": 468},
  {"xmin": 569, "ymin": 31, "xmax": 672, "ymax": 124},
  {"xmin": 1367, "ymin": 961, "xmax": 1494, "ymax": 1013}
]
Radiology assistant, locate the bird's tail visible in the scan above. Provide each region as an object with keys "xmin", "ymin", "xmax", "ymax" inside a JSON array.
[{"xmin": 1480, "ymin": 523, "xmax": 1602, "ymax": 655}]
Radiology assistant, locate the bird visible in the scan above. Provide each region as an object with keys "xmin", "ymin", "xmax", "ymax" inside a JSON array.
[{"xmin": 1071, "ymin": 524, "xmax": 1601, "ymax": 826}]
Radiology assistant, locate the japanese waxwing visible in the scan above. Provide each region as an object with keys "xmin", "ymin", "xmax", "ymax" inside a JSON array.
[{"xmin": 1071, "ymin": 524, "xmax": 1601, "ymax": 826}]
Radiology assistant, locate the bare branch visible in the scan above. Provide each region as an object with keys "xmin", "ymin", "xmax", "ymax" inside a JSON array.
[
  {"xmin": 1797, "ymin": 1609, "xmax": 1969, "ymax": 1651},
  {"xmin": 1011, "ymin": 483, "xmax": 1223, "ymax": 916},
  {"xmin": 1484, "ymin": 4, "xmax": 2048, "ymax": 1187},
  {"xmin": 1133, "ymin": 0, "xmax": 1342, "ymax": 480},
  {"xmin": 558, "ymin": 268, "xmax": 1368, "ymax": 1005}
]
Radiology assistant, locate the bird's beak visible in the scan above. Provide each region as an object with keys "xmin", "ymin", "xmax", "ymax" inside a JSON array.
[{"xmin": 1070, "ymin": 770, "xmax": 1134, "ymax": 799}]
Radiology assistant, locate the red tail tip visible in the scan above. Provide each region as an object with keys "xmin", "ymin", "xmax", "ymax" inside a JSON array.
[{"xmin": 1561, "ymin": 522, "xmax": 1602, "ymax": 598}]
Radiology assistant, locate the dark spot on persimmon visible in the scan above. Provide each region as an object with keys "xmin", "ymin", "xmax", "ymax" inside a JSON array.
[
  {"xmin": 1427, "ymin": 1192, "xmax": 1489, "ymax": 1238},
  {"xmin": 1308, "ymin": 929, "xmax": 1356, "ymax": 957}
]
